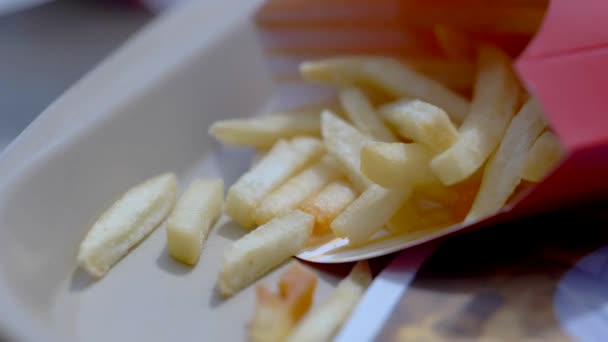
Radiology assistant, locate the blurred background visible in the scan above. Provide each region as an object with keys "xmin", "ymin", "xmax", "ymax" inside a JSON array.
[{"xmin": 0, "ymin": 0, "xmax": 171, "ymax": 152}]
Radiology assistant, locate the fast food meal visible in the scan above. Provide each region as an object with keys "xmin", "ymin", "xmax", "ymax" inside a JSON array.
[{"xmin": 76, "ymin": 18, "xmax": 565, "ymax": 339}]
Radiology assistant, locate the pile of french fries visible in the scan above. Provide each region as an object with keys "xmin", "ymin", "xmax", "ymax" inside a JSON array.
[{"xmin": 75, "ymin": 22, "xmax": 564, "ymax": 341}]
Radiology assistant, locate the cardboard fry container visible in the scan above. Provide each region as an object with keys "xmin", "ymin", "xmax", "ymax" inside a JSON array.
[{"xmin": 255, "ymin": 0, "xmax": 608, "ymax": 244}]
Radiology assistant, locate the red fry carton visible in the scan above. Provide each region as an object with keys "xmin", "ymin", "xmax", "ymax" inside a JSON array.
[{"xmin": 254, "ymin": 0, "xmax": 608, "ymax": 252}]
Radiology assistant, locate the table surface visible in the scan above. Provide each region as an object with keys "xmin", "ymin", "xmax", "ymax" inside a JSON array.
[{"xmin": 0, "ymin": 0, "xmax": 152, "ymax": 152}]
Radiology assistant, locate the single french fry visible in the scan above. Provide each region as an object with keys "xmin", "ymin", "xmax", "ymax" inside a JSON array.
[
  {"xmin": 331, "ymin": 184, "xmax": 410, "ymax": 245},
  {"xmin": 287, "ymin": 261, "xmax": 372, "ymax": 342},
  {"xmin": 431, "ymin": 44, "xmax": 520, "ymax": 186},
  {"xmin": 380, "ymin": 99, "xmax": 459, "ymax": 153},
  {"xmin": 250, "ymin": 263, "xmax": 318, "ymax": 342},
  {"xmin": 321, "ymin": 110, "xmax": 373, "ymax": 191},
  {"xmin": 521, "ymin": 131, "xmax": 564, "ymax": 182},
  {"xmin": 254, "ymin": 155, "xmax": 342, "ymax": 225},
  {"xmin": 219, "ymin": 210, "xmax": 314, "ymax": 297},
  {"xmin": 166, "ymin": 178, "xmax": 224, "ymax": 265},
  {"xmin": 250, "ymin": 287, "xmax": 293, "ymax": 342},
  {"xmin": 299, "ymin": 179, "xmax": 358, "ymax": 235},
  {"xmin": 339, "ymin": 87, "xmax": 397, "ymax": 142},
  {"xmin": 434, "ymin": 26, "xmax": 476, "ymax": 60},
  {"xmin": 77, "ymin": 173, "xmax": 178, "ymax": 278},
  {"xmin": 360, "ymin": 142, "xmax": 438, "ymax": 190},
  {"xmin": 225, "ymin": 137, "xmax": 324, "ymax": 229},
  {"xmin": 466, "ymin": 99, "xmax": 547, "ymax": 222},
  {"xmin": 301, "ymin": 56, "xmax": 470, "ymax": 123},
  {"xmin": 209, "ymin": 108, "xmax": 323, "ymax": 148}
]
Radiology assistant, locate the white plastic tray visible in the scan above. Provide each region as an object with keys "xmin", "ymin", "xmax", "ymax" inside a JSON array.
[{"xmin": 0, "ymin": 1, "xmax": 345, "ymax": 340}]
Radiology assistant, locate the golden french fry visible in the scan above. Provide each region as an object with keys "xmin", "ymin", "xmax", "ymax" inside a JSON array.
[
  {"xmin": 287, "ymin": 261, "xmax": 372, "ymax": 342},
  {"xmin": 299, "ymin": 179, "xmax": 358, "ymax": 235},
  {"xmin": 254, "ymin": 155, "xmax": 342, "ymax": 225},
  {"xmin": 209, "ymin": 107, "xmax": 325, "ymax": 148},
  {"xmin": 380, "ymin": 99, "xmax": 459, "ymax": 153},
  {"xmin": 219, "ymin": 210, "xmax": 314, "ymax": 297},
  {"xmin": 321, "ymin": 110, "xmax": 373, "ymax": 191},
  {"xmin": 466, "ymin": 98, "xmax": 546, "ymax": 222},
  {"xmin": 521, "ymin": 131, "xmax": 564, "ymax": 182},
  {"xmin": 166, "ymin": 178, "xmax": 224, "ymax": 266},
  {"xmin": 431, "ymin": 44, "xmax": 520, "ymax": 186},
  {"xmin": 360, "ymin": 142, "xmax": 437, "ymax": 190},
  {"xmin": 225, "ymin": 137, "xmax": 324, "ymax": 229},
  {"xmin": 339, "ymin": 87, "xmax": 397, "ymax": 142},
  {"xmin": 250, "ymin": 263, "xmax": 318, "ymax": 342},
  {"xmin": 331, "ymin": 184, "xmax": 410, "ymax": 245},
  {"xmin": 251, "ymin": 287, "xmax": 293, "ymax": 342},
  {"xmin": 434, "ymin": 26, "xmax": 476, "ymax": 60},
  {"xmin": 78, "ymin": 173, "xmax": 178, "ymax": 278},
  {"xmin": 301, "ymin": 57, "xmax": 470, "ymax": 122}
]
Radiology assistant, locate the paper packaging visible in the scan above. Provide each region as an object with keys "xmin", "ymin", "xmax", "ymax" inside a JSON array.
[{"xmin": 255, "ymin": 0, "xmax": 608, "ymax": 238}]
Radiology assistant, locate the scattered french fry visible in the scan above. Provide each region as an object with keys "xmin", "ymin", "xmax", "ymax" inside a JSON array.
[
  {"xmin": 360, "ymin": 142, "xmax": 437, "ymax": 190},
  {"xmin": 466, "ymin": 98, "xmax": 546, "ymax": 222},
  {"xmin": 250, "ymin": 263, "xmax": 318, "ymax": 342},
  {"xmin": 166, "ymin": 178, "xmax": 224, "ymax": 265},
  {"xmin": 287, "ymin": 261, "xmax": 372, "ymax": 342},
  {"xmin": 331, "ymin": 185, "xmax": 410, "ymax": 245},
  {"xmin": 339, "ymin": 87, "xmax": 397, "ymax": 142},
  {"xmin": 209, "ymin": 108, "xmax": 323, "ymax": 148},
  {"xmin": 225, "ymin": 137, "xmax": 324, "ymax": 229},
  {"xmin": 77, "ymin": 173, "xmax": 178, "ymax": 278},
  {"xmin": 219, "ymin": 210, "xmax": 314, "ymax": 297},
  {"xmin": 300, "ymin": 56, "xmax": 470, "ymax": 123},
  {"xmin": 250, "ymin": 287, "xmax": 293, "ymax": 342},
  {"xmin": 431, "ymin": 44, "xmax": 520, "ymax": 186},
  {"xmin": 299, "ymin": 179, "xmax": 358, "ymax": 235},
  {"xmin": 380, "ymin": 99, "xmax": 459, "ymax": 153},
  {"xmin": 254, "ymin": 155, "xmax": 342, "ymax": 225},
  {"xmin": 321, "ymin": 110, "xmax": 373, "ymax": 191},
  {"xmin": 521, "ymin": 131, "xmax": 564, "ymax": 182}
]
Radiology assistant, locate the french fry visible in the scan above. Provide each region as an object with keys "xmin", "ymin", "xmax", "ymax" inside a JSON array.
[
  {"xmin": 250, "ymin": 287, "xmax": 293, "ymax": 342},
  {"xmin": 434, "ymin": 26, "xmax": 476, "ymax": 61},
  {"xmin": 466, "ymin": 98, "xmax": 546, "ymax": 222},
  {"xmin": 331, "ymin": 184, "xmax": 410, "ymax": 245},
  {"xmin": 254, "ymin": 155, "xmax": 342, "ymax": 225},
  {"xmin": 166, "ymin": 178, "xmax": 224, "ymax": 265},
  {"xmin": 299, "ymin": 179, "xmax": 358, "ymax": 235},
  {"xmin": 380, "ymin": 99, "xmax": 459, "ymax": 154},
  {"xmin": 250, "ymin": 263, "xmax": 318, "ymax": 342},
  {"xmin": 321, "ymin": 110, "xmax": 373, "ymax": 191},
  {"xmin": 300, "ymin": 56, "xmax": 470, "ymax": 123},
  {"xmin": 339, "ymin": 87, "xmax": 397, "ymax": 142},
  {"xmin": 521, "ymin": 131, "xmax": 564, "ymax": 182},
  {"xmin": 209, "ymin": 112, "xmax": 321, "ymax": 149},
  {"xmin": 225, "ymin": 137, "xmax": 324, "ymax": 229},
  {"xmin": 431, "ymin": 44, "xmax": 520, "ymax": 186},
  {"xmin": 77, "ymin": 173, "xmax": 178, "ymax": 278},
  {"xmin": 287, "ymin": 261, "xmax": 372, "ymax": 342},
  {"xmin": 360, "ymin": 142, "xmax": 438, "ymax": 190},
  {"xmin": 219, "ymin": 210, "xmax": 314, "ymax": 297}
]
